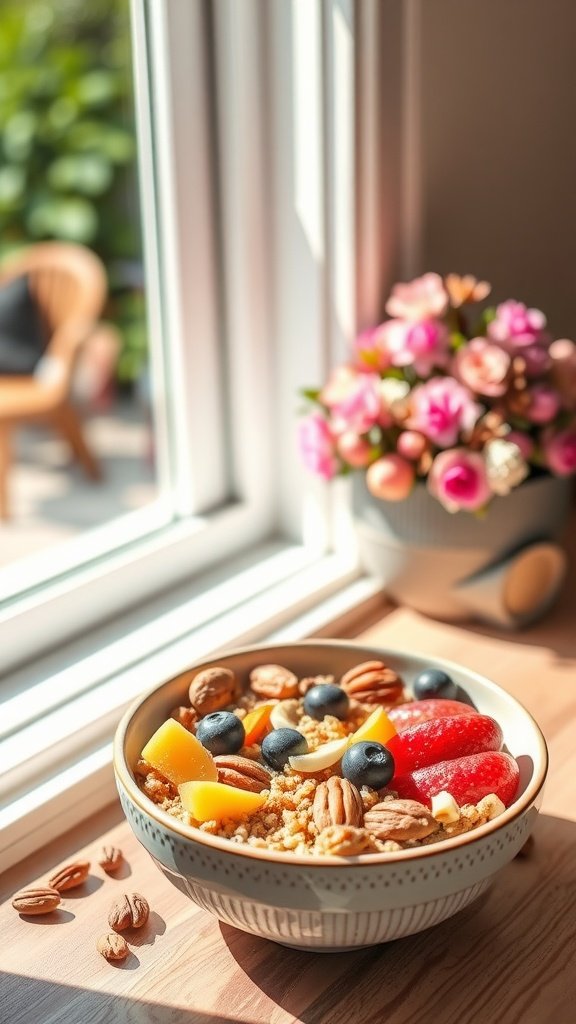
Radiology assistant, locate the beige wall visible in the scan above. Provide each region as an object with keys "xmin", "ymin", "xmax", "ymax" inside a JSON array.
[{"xmin": 417, "ymin": 0, "xmax": 576, "ymax": 338}]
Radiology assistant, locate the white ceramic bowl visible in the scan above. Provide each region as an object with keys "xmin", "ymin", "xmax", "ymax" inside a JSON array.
[{"xmin": 114, "ymin": 641, "xmax": 548, "ymax": 951}]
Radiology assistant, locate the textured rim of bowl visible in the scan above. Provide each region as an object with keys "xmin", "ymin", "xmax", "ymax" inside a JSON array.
[{"xmin": 114, "ymin": 639, "xmax": 548, "ymax": 868}]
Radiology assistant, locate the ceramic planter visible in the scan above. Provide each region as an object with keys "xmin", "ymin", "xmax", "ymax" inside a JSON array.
[{"xmin": 352, "ymin": 474, "xmax": 573, "ymax": 627}]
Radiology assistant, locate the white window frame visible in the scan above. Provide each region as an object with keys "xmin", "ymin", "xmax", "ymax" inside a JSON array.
[{"xmin": 0, "ymin": 0, "xmax": 409, "ymax": 872}]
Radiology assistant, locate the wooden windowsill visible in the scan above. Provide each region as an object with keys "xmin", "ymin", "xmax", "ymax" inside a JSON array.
[{"xmin": 2, "ymin": 555, "xmax": 576, "ymax": 1023}]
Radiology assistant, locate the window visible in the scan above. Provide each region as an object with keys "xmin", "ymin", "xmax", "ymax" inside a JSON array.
[{"xmin": 0, "ymin": 0, "xmax": 396, "ymax": 870}]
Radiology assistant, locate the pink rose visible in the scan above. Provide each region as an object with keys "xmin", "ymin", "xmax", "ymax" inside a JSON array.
[
  {"xmin": 384, "ymin": 318, "xmax": 449, "ymax": 377},
  {"xmin": 328, "ymin": 373, "xmax": 382, "ymax": 435},
  {"xmin": 386, "ymin": 272, "xmax": 448, "ymax": 321},
  {"xmin": 298, "ymin": 414, "xmax": 338, "ymax": 479},
  {"xmin": 453, "ymin": 338, "xmax": 511, "ymax": 397},
  {"xmin": 525, "ymin": 384, "xmax": 561, "ymax": 425},
  {"xmin": 488, "ymin": 299, "xmax": 547, "ymax": 348},
  {"xmin": 353, "ymin": 324, "xmax": 392, "ymax": 372},
  {"xmin": 428, "ymin": 449, "xmax": 492, "ymax": 512},
  {"xmin": 519, "ymin": 344, "xmax": 552, "ymax": 378},
  {"xmin": 542, "ymin": 426, "xmax": 576, "ymax": 476},
  {"xmin": 408, "ymin": 377, "xmax": 483, "ymax": 448}
]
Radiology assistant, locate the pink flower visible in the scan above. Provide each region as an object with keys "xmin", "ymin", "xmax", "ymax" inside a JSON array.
[
  {"xmin": 525, "ymin": 384, "xmax": 561, "ymax": 425},
  {"xmin": 488, "ymin": 300, "xmax": 547, "ymax": 348},
  {"xmin": 428, "ymin": 449, "xmax": 492, "ymax": 512},
  {"xmin": 336, "ymin": 431, "xmax": 373, "ymax": 467},
  {"xmin": 353, "ymin": 324, "xmax": 392, "ymax": 372},
  {"xmin": 519, "ymin": 344, "xmax": 552, "ymax": 377},
  {"xmin": 298, "ymin": 414, "xmax": 338, "ymax": 479},
  {"xmin": 328, "ymin": 373, "xmax": 382, "ymax": 436},
  {"xmin": 408, "ymin": 377, "xmax": 483, "ymax": 448},
  {"xmin": 386, "ymin": 272, "xmax": 449, "ymax": 320},
  {"xmin": 366, "ymin": 455, "xmax": 415, "ymax": 501},
  {"xmin": 453, "ymin": 338, "xmax": 511, "ymax": 397},
  {"xmin": 542, "ymin": 426, "xmax": 576, "ymax": 476},
  {"xmin": 384, "ymin": 318, "xmax": 450, "ymax": 376}
]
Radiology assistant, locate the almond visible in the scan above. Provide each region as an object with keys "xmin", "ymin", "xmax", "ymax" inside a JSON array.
[
  {"xmin": 249, "ymin": 664, "xmax": 299, "ymax": 700},
  {"xmin": 340, "ymin": 661, "xmax": 403, "ymax": 705},
  {"xmin": 188, "ymin": 667, "xmax": 236, "ymax": 715},
  {"xmin": 364, "ymin": 799, "xmax": 439, "ymax": 841},
  {"xmin": 213, "ymin": 755, "xmax": 271, "ymax": 793},
  {"xmin": 12, "ymin": 887, "xmax": 61, "ymax": 915},
  {"xmin": 48, "ymin": 860, "xmax": 90, "ymax": 892},
  {"xmin": 313, "ymin": 776, "xmax": 364, "ymax": 831}
]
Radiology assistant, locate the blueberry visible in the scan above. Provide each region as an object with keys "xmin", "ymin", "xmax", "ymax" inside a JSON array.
[
  {"xmin": 303, "ymin": 683, "xmax": 349, "ymax": 721},
  {"xmin": 412, "ymin": 668, "xmax": 458, "ymax": 701},
  {"xmin": 341, "ymin": 741, "xmax": 394, "ymax": 790},
  {"xmin": 196, "ymin": 711, "xmax": 245, "ymax": 755},
  {"xmin": 261, "ymin": 728, "xmax": 308, "ymax": 771}
]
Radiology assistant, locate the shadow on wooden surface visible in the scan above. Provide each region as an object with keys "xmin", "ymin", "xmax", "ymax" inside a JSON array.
[{"xmin": 221, "ymin": 813, "xmax": 576, "ymax": 1024}]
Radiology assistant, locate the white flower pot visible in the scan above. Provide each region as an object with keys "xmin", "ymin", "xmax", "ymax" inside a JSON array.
[{"xmin": 352, "ymin": 474, "xmax": 573, "ymax": 627}]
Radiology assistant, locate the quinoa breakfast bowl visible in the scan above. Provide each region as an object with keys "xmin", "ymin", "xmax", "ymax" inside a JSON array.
[{"xmin": 113, "ymin": 641, "xmax": 548, "ymax": 951}]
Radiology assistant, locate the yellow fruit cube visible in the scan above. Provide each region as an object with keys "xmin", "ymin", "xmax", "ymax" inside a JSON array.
[
  {"xmin": 350, "ymin": 706, "xmax": 397, "ymax": 747},
  {"xmin": 178, "ymin": 780, "xmax": 267, "ymax": 822},
  {"xmin": 140, "ymin": 719, "xmax": 218, "ymax": 787}
]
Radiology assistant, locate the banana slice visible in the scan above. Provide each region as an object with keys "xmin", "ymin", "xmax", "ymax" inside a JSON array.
[
  {"xmin": 288, "ymin": 736, "xmax": 348, "ymax": 773},
  {"xmin": 270, "ymin": 700, "xmax": 300, "ymax": 731}
]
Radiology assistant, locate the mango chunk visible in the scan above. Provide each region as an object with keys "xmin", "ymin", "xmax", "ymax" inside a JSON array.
[
  {"xmin": 178, "ymin": 780, "xmax": 267, "ymax": 822},
  {"xmin": 242, "ymin": 704, "xmax": 274, "ymax": 745},
  {"xmin": 350, "ymin": 706, "xmax": 397, "ymax": 747},
  {"xmin": 141, "ymin": 719, "xmax": 217, "ymax": 787}
]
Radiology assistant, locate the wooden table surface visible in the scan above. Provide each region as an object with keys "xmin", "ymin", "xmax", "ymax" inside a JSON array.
[{"xmin": 2, "ymin": 576, "xmax": 576, "ymax": 1024}]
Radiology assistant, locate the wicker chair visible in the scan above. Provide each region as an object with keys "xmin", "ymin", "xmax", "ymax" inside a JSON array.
[{"xmin": 0, "ymin": 242, "xmax": 111, "ymax": 519}]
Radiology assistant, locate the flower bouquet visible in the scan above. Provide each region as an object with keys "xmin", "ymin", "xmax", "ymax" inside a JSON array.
[{"xmin": 298, "ymin": 273, "xmax": 576, "ymax": 514}]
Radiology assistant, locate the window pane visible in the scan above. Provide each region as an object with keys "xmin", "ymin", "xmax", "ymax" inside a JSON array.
[{"xmin": 0, "ymin": 0, "xmax": 160, "ymax": 582}]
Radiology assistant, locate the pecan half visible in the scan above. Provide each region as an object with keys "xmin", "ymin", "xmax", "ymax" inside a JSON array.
[
  {"xmin": 97, "ymin": 933, "xmax": 129, "ymax": 962},
  {"xmin": 249, "ymin": 664, "xmax": 299, "ymax": 700},
  {"xmin": 108, "ymin": 892, "xmax": 150, "ymax": 931},
  {"xmin": 315, "ymin": 825, "xmax": 373, "ymax": 856},
  {"xmin": 170, "ymin": 705, "xmax": 198, "ymax": 732},
  {"xmin": 98, "ymin": 846, "xmax": 124, "ymax": 873},
  {"xmin": 48, "ymin": 860, "xmax": 90, "ymax": 892},
  {"xmin": 214, "ymin": 755, "xmax": 271, "ymax": 793},
  {"xmin": 12, "ymin": 887, "xmax": 61, "ymax": 915},
  {"xmin": 188, "ymin": 667, "xmax": 236, "ymax": 715},
  {"xmin": 340, "ymin": 660, "xmax": 403, "ymax": 705},
  {"xmin": 313, "ymin": 776, "xmax": 364, "ymax": 831},
  {"xmin": 364, "ymin": 799, "xmax": 439, "ymax": 841}
]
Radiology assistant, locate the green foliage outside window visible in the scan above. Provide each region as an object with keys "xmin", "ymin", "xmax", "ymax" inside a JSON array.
[{"xmin": 0, "ymin": 0, "xmax": 147, "ymax": 383}]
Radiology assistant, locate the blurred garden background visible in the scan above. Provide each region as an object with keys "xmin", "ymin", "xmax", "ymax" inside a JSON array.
[{"xmin": 0, "ymin": 0, "xmax": 156, "ymax": 563}]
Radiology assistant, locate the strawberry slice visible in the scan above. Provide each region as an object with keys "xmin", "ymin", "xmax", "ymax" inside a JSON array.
[
  {"xmin": 389, "ymin": 699, "xmax": 478, "ymax": 732},
  {"xmin": 393, "ymin": 750, "xmax": 520, "ymax": 808},
  {"xmin": 387, "ymin": 714, "xmax": 503, "ymax": 776}
]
